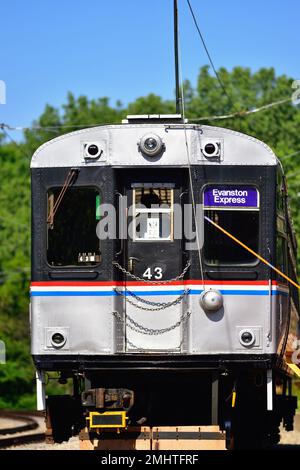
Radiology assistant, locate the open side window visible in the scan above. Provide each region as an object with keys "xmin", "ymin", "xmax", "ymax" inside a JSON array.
[
  {"xmin": 47, "ymin": 187, "xmax": 101, "ymax": 267},
  {"xmin": 203, "ymin": 185, "xmax": 260, "ymax": 266}
]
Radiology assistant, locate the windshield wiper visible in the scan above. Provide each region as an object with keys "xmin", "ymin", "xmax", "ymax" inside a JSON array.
[{"xmin": 47, "ymin": 168, "xmax": 79, "ymax": 228}]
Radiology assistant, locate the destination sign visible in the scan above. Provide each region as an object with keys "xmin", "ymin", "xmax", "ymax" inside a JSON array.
[{"xmin": 203, "ymin": 186, "xmax": 259, "ymax": 209}]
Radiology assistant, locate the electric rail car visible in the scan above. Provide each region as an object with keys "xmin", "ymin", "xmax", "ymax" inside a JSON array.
[{"xmin": 30, "ymin": 114, "xmax": 299, "ymax": 448}]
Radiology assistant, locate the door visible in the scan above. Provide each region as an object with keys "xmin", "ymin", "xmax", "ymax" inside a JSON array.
[{"xmin": 120, "ymin": 170, "xmax": 188, "ymax": 352}]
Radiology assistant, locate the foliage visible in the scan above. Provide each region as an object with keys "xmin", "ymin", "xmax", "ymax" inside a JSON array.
[{"xmin": 0, "ymin": 66, "xmax": 299, "ymax": 409}]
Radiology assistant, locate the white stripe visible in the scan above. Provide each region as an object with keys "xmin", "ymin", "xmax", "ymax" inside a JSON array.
[
  {"xmin": 31, "ymin": 286, "xmax": 116, "ymax": 292},
  {"xmin": 30, "ymin": 284, "xmax": 284, "ymax": 292},
  {"xmin": 30, "ymin": 285, "xmax": 184, "ymax": 292}
]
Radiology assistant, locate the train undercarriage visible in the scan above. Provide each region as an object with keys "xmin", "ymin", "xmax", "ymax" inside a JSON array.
[{"xmin": 38, "ymin": 354, "xmax": 297, "ymax": 449}]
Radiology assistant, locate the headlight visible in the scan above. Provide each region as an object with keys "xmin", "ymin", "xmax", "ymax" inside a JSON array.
[
  {"xmin": 239, "ymin": 330, "xmax": 255, "ymax": 347},
  {"xmin": 139, "ymin": 134, "xmax": 165, "ymax": 157},
  {"xmin": 51, "ymin": 332, "xmax": 66, "ymax": 348}
]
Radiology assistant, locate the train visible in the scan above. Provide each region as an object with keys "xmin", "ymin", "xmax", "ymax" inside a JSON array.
[{"xmin": 30, "ymin": 113, "xmax": 299, "ymax": 448}]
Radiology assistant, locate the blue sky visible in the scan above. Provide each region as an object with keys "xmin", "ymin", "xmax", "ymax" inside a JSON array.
[{"xmin": 0, "ymin": 0, "xmax": 299, "ymax": 133}]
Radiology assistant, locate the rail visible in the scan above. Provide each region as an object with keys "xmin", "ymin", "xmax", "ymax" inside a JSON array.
[{"xmin": 0, "ymin": 410, "xmax": 45, "ymax": 448}]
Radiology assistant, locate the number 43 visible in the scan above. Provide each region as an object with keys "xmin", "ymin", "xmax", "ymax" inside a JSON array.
[{"xmin": 143, "ymin": 267, "xmax": 163, "ymax": 280}]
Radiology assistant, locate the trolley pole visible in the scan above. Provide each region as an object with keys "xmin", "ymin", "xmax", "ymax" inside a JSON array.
[{"xmin": 174, "ymin": 0, "xmax": 182, "ymax": 115}]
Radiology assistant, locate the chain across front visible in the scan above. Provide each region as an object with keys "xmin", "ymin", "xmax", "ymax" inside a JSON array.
[
  {"xmin": 114, "ymin": 288, "xmax": 190, "ymax": 312},
  {"xmin": 112, "ymin": 310, "xmax": 192, "ymax": 336},
  {"xmin": 112, "ymin": 260, "xmax": 191, "ymax": 285},
  {"xmin": 112, "ymin": 259, "xmax": 192, "ymax": 341}
]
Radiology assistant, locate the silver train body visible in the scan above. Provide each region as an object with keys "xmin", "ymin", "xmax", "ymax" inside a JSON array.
[{"xmin": 30, "ymin": 115, "xmax": 299, "ymax": 447}]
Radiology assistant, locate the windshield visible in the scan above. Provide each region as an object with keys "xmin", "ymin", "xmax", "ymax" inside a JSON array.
[
  {"xmin": 203, "ymin": 185, "xmax": 260, "ymax": 266},
  {"xmin": 47, "ymin": 187, "xmax": 101, "ymax": 267}
]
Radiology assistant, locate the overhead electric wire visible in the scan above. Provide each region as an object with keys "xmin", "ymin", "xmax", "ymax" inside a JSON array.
[
  {"xmin": 0, "ymin": 126, "xmax": 33, "ymax": 164},
  {"xmin": 0, "ymin": 95, "xmax": 294, "ymax": 137},
  {"xmin": 1, "ymin": 122, "xmax": 118, "ymax": 132},
  {"xmin": 184, "ymin": 1, "xmax": 298, "ymax": 122},
  {"xmin": 177, "ymin": 16, "xmax": 205, "ymax": 290},
  {"xmin": 186, "ymin": 0, "xmax": 237, "ymax": 111},
  {"xmin": 1, "ymin": 126, "xmax": 32, "ymax": 161},
  {"xmin": 205, "ymin": 216, "xmax": 300, "ymax": 290},
  {"xmin": 192, "ymin": 97, "xmax": 293, "ymax": 122},
  {"xmin": 1, "ymin": 126, "xmax": 20, "ymax": 147}
]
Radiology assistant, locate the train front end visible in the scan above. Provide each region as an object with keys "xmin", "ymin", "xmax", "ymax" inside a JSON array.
[{"xmin": 30, "ymin": 115, "xmax": 299, "ymax": 447}]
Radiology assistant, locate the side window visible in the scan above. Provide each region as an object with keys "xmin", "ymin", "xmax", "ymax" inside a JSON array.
[
  {"xmin": 288, "ymin": 250, "xmax": 299, "ymax": 310},
  {"xmin": 276, "ymin": 235, "xmax": 288, "ymax": 283},
  {"xmin": 47, "ymin": 187, "xmax": 101, "ymax": 266},
  {"xmin": 132, "ymin": 186, "xmax": 174, "ymax": 241},
  {"xmin": 203, "ymin": 185, "xmax": 260, "ymax": 266},
  {"xmin": 276, "ymin": 171, "xmax": 285, "ymax": 214}
]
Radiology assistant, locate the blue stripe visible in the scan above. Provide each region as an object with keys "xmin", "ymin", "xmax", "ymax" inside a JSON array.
[
  {"xmin": 30, "ymin": 290, "xmax": 186, "ymax": 297},
  {"xmin": 30, "ymin": 291, "xmax": 114, "ymax": 297},
  {"xmin": 273, "ymin": 290, "xmax": 289, "ymax": 297},
  {"xmin": 30, "ymin": 289, "xmax": 288, "ymax": 297}
]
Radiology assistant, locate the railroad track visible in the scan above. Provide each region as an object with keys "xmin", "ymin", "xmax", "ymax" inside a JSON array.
[{"xmin": 0, "ymin": 410, "xmax": 45, "ymax": 448}]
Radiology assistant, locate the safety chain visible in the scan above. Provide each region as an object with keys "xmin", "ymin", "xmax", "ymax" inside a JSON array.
[
  {"xmin": 112, "ymin": 310, "xmax": 192, "ymax": 336},
  {"xmin": 112, "ymin": 260, "xmax": 191, "ymax": 285},
  {"xmin": 114, "ymin": 288, "xmax": 190, "ymax": 311},
  {"xmin": 121, "ymin": 288, "xmax": 190, "ymax": 308},
  {"xmin": 126, "ymin": 339, "xmax": 184, "ymax": 350},
  {"xmin": 126, "ymin": 339, "xmax": 142, "ymax": 350}
]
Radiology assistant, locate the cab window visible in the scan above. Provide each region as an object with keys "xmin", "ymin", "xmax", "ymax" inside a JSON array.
[
  {"xmin": 132, "ymin": 186, "xmax": 174, "ymax": 241},
  {"xmin": 203, "ymin": 185, "xmax": 260, "ymax": 266},
  {"xmin": 47, "ymin": 187, "xmax": 101, "ymax": 266}
]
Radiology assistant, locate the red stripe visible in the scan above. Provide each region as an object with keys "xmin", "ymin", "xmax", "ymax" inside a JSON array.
[{"xmin": 30, "ymin": 280, "xmax": 276, "ymax": 287}]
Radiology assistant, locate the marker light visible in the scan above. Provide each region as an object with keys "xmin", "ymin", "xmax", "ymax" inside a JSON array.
[{"xmin": 200, "ymin": 289, "xmax": 223, "ymax": 312}]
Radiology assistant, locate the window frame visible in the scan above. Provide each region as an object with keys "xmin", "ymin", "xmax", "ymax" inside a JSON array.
[
  {"xmin": 202, "ymin": 183, "xmax": 261, "ymax": 268},
  {"xmin": 132, "ymin": 186, "xmax": 174, "ymax": 243},
  {"xmin": 276, "ymin": 232, "xmax": 288, "ymax": 284},
  {"xmin": 46, "ymin": 185, "xmax": 102, "ymax": 268}
]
